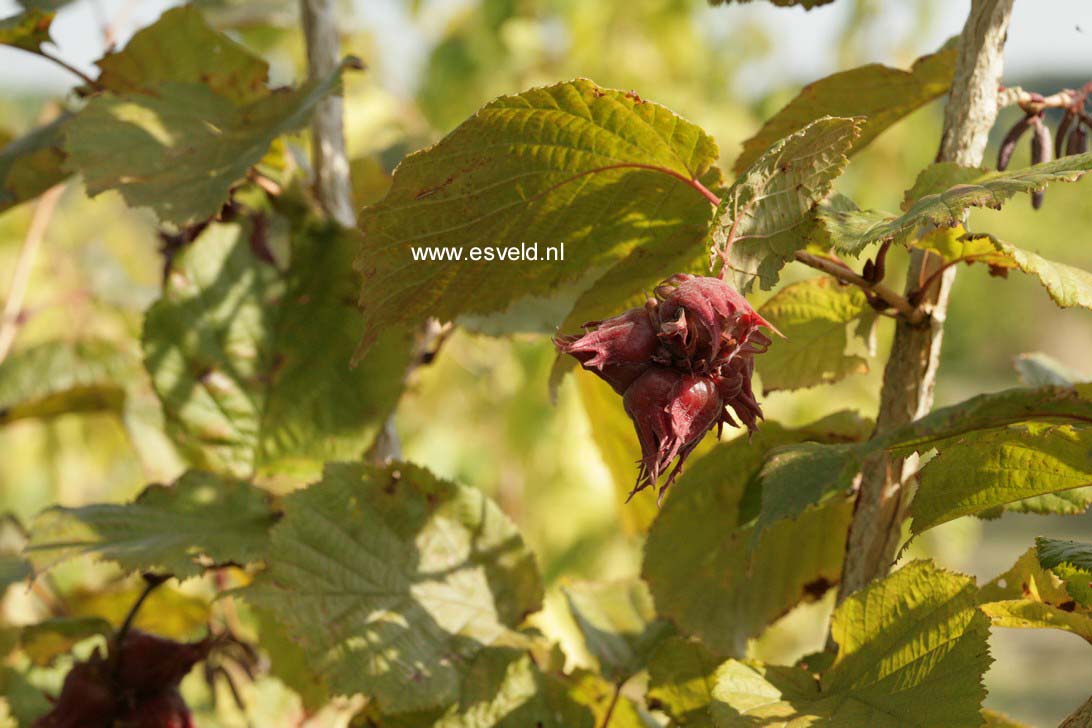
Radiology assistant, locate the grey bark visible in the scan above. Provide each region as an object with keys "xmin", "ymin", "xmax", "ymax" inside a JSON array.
[
  {"xmin": 837, "ymin": 0, "xmax": 1015, "ymax": 600},
  {"xmin": 300, "ymin": 0, "xmax": 355, "ymax": 228}
]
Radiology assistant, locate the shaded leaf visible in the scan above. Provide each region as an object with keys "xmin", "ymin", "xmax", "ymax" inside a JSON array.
[
  {"xmin": 1038, "ymin": 537, "xmax": 1092, "ymax": 574},
  {"xmin": 26, "ymin": 469, "xmax": 276, "ymax": 578},
  {"xmin": 562, "ymin": 578, "xmax": 673, "ymax": 683},
  {"xmin": 817, "ymin": 153, "xmax": 1092, "ymax": 253},
  {"xmin": 93, "ymin": 5, "xmax": 269, "ymax": 102},
  {"xmin": 143, "ymin": 219, "xmax": 412, "ymax": 478},
  {"xmin": 243, "ymin": 462, "xmax": 544, "ymax": 713},
  {"xmin": 1015, "ymin": 352, "xmax": 1083, "ymax": 387},
  {"xmin": 709, "ymin": 0, "xmax": 834, "ymax": 8},
  {"xmin": 756, "ymin": 277, "xmax": 870, "ymax": 392},
  {"xmin": 0, "ymin": 514, "xmax": 30, "ymax": 593},
  {"xmin": 0, "ymin": 8, "xmax": 52, "ymax": 52},
  {"xmin": 646, "ymin": 636, "xmax": 720, "ymax": 727},
  {"xmin": 354, "ymin": 78, "xmax": 722, "ymax": 357},
  {"xmin": 711, "ymin": 561, "xmax": 991, "ymax": 727},
  {"xmin": 0, "ymin": 338, "xmax": 136, "ymax": 425},
  {"xmin": 712, "ymin": 117, "xmax": 860, "ymax": 292},
  {"xmin": 643, "ymin": 416, "xmax": 868, "ymax": 656},
  {"xmin": 0, "ymin": 115, "xmax": 68, "ymax": 212},
  {"xmin": 63, "ymin": 59, "xmax": 354, "ymax": 226},
  {"xmin": 19, "ymin": 616, "xmax": 112, "ymax": 667},
  {"xmin": 733, "ymin": 43, "xmax": 955, "ymax": 174}
]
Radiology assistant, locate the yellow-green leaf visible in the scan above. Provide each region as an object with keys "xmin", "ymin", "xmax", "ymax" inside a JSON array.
[
  {"xmin": 757, "ymin": 276, "xmax": 870, "ymax": 393},
  {"xmin": 354, "ymin": 78, "xmax": 722, "ymax": 358},
  {"xmin": 733, "ymin": 43, "xmax": 955, "ymax": 174},
  {"xmin": 0, "ymin": 8, "xmax": 53, "ymax": 52},
  {"xmin": 713, "ymin": 117, "xmax": 860, "ymax": 292}
]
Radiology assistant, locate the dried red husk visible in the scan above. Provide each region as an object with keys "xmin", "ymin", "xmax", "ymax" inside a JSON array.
[{"xmin": 555, "ymin": 274, "xmax": 775, "ymax": 502}]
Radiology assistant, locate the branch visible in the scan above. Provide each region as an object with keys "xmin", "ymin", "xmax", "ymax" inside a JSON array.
[
  {"xmin": 793, "ymin": 251, "xmax": 921, "ymax": 321},
  {"xmin": 836, "ymin": 0, "xmax": 1015, "ymax": 607},
  {"xmin": 300, "ymin": 0, "xmax": 355, "ymax": 227},
  {"xmin": 0, "ymin": 185, "xmax": 64, "ymax": 363}
]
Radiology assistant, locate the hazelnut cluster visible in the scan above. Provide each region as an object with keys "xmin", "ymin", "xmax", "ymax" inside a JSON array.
[{"xmin": 556, "ymin": 274, "xmax": 775, "ymax": 502}]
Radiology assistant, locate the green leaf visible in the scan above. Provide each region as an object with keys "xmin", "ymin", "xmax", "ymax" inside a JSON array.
[
  {"xmin": 979, "ymin": 549, "xmax": 1092, "ymax": 642},
  {"xmin": 817, "ymin": 153, "xmax": 1092, "ymax": 253},
  {"xmin": 0, "ymin": 8, "xmax": 53, "ymax": 52},
  {"xmin": 242, "ymin": 462, "xmax": 544, "ymax": 713},
  {"xmin": 733, "ymin": 43, "xmax": 955, "ymax": 174},
  {"xmin": 0, "ymin": 514, "xmax": 30, "ymax": 593},
  {"xmin": 708, "ymin": 0, "xmax": 835, "ymax": 8},
  {"xmin": 711, "ymin": 117, "xmax": 861, "ymax": 292},
  {"xmin": 754, "ymin": 384, "xmax": 1092, "ymax": 536},
  {"xmin": 0, "ymin": 339, "xmax": 136, "ymax": 425},
  {"xmin": 1015, "ymin": 352, "xmax": 1083, "ymax": 387},
  {"xmin": 93, "ymin": 5, "xmax": 269, "ymax": 102},
  {"xmin": 981, "ymin": 235, "xmax": 1092, "ymax": 311},
  {"xmin": 19, "ymin": 616, "xmax": 112, "ymax": 667},
  {"xmin": 909, "ymin": 422, "xmax": 1092, "ymax": 535},
  {"xmin": 63, "ymin": 59, "xmax": 354, "ymax": 226},
  {"xmin": 353, "ymin": 78, "xmax": 722, "ymax": 357},
  {"xmin": 1038, "ymin": 537, "xmax": 1092, "ymax": 574},
  {"xmin": 643, "ymin": 416, "xmax": 868, "ymax": 656},
  {"xmin": 646, "ymin": 636, "xmax": 721, "ymax": 727},
  {"xmin": 981, "ymin": 709, "xmax": 1033, "ymax": 728},
  {"xmin": 0, "ymin": 115, "xmax": 68, "ymax": 212},
  {"xmin": 756, "ymin": 277, "xmax": 870, "ymax": 392},
  {"xmin": 25, "ymin": 469, "xmax": 276, "ymax": 578},
  {"xmin": 143, "ymin": 219, "xmax": 412, "ymax": 478},
  {"xmin": 562, "ymin": 578, "xmax": 673, "ymax": 683},
  {"xmin": 711, "ymin": 561, "xmax": 991, "ymax": 728},
  {"xmin": 66, "ymin": 581, "xmax": 210, "ymax": 639}
]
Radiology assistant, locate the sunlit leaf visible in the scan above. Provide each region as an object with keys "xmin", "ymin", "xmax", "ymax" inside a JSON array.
[
  {"xmin": 19, "ymin": 616, "xmax": 112, "ymax": 667},
  {"xmin": 818, "ymin": 153, "xmax": 1092, "ymax": 253},
  {"xmin": 733, "ymin": 43, "xmax": 955, "ymax": 174},
  {"xmin": 93, "ymin": 5, "xmax": 269, "ymax": 102},
  {"xmin": 0, "ymin": 339, "xmax": 136, "ymax": 425},
  {"xmin": 0, "ymin": 8, "xmax": 53, "ymax": 52},
  {"xmin": 243, "ymin": 462, "xmax": 544, "ymax": 713},
  {"xmin": 909, "ymin": 422, "xmax": 1092, "ymax": 535},
  {"xmin": 562, "ymin": 578, "xmax": 673, "ymax": 683},
  {"xmin": 354, "ymin": 78, "xmax": 722, "ymax": 358},
  {"xmin": 0, "ymin": 115, "xmax": 68, "ymax": 212},
  {"xmin": 63, "ymin": 59, "xmax": 355, "ymax": 226},
  {"xmin": 711, "ymin": 561, "xmax": 991, "ymax": 727},
  {"xmin": 712, "ymin": 117, "xmax": 860, "ymax": 292},
  {"xmin": 754, "ymin": 384, "xmax": 1092, "ymax": 537},
  {"xmin": 143, "ymin": 219, "xmax": 412, "ymax": 478},
  {"xmin": 643, "ymin": 415, "xmax": 868, "ymax": 656},
  {"xmin": 980, "ymin": 549, "xmax": 1092, "ymax": 642},
  {"xmin": 26, "ymin": 469, "xmax": 277, "ymax": 578},
  {"xmin": 756, "ymin": 276, "xmax": 870, "ymax": 392},
  {"xmin": 66, "ymin": 582, "xmax": 211, "ymax": 639}
]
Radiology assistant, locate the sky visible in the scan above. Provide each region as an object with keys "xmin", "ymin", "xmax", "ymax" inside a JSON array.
[{"xmin": 0, "ymin": 0, "xmax": 1090, "ymax": 98}]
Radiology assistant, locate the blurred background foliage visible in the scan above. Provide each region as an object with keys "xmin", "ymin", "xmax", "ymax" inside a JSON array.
[{"xmin": 0, "ymin": 0, "xmax": 1090, "ymax": 725}]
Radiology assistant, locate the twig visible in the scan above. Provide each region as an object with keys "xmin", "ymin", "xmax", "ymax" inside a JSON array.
[
  {"xmin": 794, "ymin": 251, "xmax": 921, "ymax": 321},
  {"xmin": 600, "ymin": 681, "xmax": 623, "ymax": 728},
  {"xmin": 36, "ymin": 49, "xmax": 100, "ymax": 90},
  {"xmin": 0, "ymin": 185, "xmax": 64, "ymax": 363}
]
